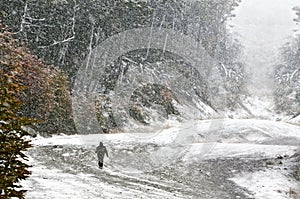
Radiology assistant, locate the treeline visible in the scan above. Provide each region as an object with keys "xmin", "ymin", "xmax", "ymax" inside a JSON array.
[
  {"xmin": 1, "ymin": 0, "xmax": 244, "ymax": 134},
  {"xmin": 274, "ymin": 7, "xmax": 300, "ymax": 118}
]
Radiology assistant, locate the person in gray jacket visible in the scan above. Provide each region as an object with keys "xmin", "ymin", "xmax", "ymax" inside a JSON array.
[{"xmin": 95, "ymin": 142, "xmax": 108, "ymax": 169}]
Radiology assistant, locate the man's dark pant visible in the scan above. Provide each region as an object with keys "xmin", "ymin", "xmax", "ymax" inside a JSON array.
[{"xmin": 98, "ymin": 161, "xmax": 104, "ymax": 169}]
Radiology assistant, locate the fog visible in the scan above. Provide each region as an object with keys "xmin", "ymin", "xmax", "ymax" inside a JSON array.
[{"xmin": 228, "ymin": 0, "xmax": 300, "ymax": 96}]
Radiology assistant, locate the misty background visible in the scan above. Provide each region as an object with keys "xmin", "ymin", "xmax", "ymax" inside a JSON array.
[{"xmin": 229, "ymin": 0, "xmax": 299, "ymax": 96}]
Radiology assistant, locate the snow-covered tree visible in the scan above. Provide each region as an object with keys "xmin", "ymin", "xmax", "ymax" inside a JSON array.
[
  {"xmin": 274, "ymin": 39, "xmax": 300, "ymax": 116},
  {"xmin": 274, "ymin": 7, "xmax": 300, "ymax": 117}
]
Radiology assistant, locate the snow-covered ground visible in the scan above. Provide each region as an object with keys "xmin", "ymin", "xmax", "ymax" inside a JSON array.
[{"xmin": 22, "ymin": 119, "xmax": 300, "ymax": 198}]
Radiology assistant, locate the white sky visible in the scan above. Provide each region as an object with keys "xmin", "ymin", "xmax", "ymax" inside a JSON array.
[{"xmin": 228, "ymin": 0, "xmax": 300, "ymax": 96}]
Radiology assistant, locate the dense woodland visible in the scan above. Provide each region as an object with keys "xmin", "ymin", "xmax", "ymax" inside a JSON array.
[{"xmin": 1, "ymin": 0, "xmax": 244, "ymax": 134}]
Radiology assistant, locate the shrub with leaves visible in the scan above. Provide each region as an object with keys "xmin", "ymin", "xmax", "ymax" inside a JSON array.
[
  {"xmin": 0, "ymin": 21, "xmax": 74, "ymax": 135},
  {"xmin": 0, "ymin": 23, "xmax": 35, "ymax": 198}
]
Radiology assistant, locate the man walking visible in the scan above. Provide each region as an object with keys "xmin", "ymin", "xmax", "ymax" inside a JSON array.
[{"xmin": 95, "ymin": 142, "xmax": 108, "ymax": 169}]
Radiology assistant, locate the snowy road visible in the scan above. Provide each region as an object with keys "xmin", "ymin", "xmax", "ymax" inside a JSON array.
[{"xmin": 23, "ymin": 119, "xmax": 300, "ymax": 199}]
